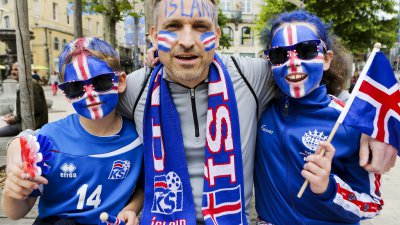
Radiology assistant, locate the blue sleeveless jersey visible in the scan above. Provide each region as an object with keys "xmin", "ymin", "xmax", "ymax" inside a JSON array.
[{"xmin": 36, "ymin": 114, "xmax": 143, "ymax": 224}]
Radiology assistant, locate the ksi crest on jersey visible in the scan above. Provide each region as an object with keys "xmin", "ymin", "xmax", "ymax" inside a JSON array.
[
  {"xmin": 151, "ymin": 171, "xmax": 183, "ymax": 214},
  {"xmin": 108, "ymin": 160, "xmax": 131, "ymax": 179}
]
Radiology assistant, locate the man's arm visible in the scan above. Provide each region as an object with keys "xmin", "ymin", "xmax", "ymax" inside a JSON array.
[{"xmin": 360, "ymin": 134, "xmax": 398, "ymax": 174}]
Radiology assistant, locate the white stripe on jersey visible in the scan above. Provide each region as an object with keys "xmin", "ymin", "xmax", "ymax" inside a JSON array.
[{"xmin": 89, "ymin": 137, "xmax": 142, "ymax": 158}]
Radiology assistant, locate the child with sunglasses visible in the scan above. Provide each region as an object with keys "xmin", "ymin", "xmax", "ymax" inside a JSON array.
[
  {"xmin": 2, "ymin": 37, "xmax": 143, "ymax": 225},
  {"xmin": 254, "ymin": 10, "xmax": 383, "ymax": 225}
]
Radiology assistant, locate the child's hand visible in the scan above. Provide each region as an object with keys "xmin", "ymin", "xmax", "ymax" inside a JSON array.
[
  {"xmin": 3, "ymin": 162, "xmax": 48, "ymax": 200},
  {"xmin": 301, "ymin": 142, "xmax": 335, "ymax": 195},
  {"xmin": 117, "ymin": 210, "xmax": 139, "ymax": 225}
]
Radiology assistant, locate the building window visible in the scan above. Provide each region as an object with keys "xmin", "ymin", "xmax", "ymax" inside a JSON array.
[
  {"xmin": 2, "ymin": 0, "xmax": 8, "ymax": 4},
  {"xmin": 4, "ymin": 15, "xmax": 9, "ymax": 28},
  {"xmin": 96, "ymin": 22, "xmax": 100, "ymax": 34},
  {"xmin": 34, "ymin": 0, "xmax": 40, "ymax": 17},
  {"xmin": 222, "ymin": 26, "xmax": 234, "ymax": 45},
  {"xmin": 87, "ymin": 18, "xmax": 92, "ymax": 31},
  {"xmin": 53, "ymin": 3, "xmax": 58, "ymax": 20},
  {"xmin": 54, "ymin": 37, "xmax": 59, "ymax": 50},
  {"xmin": 67, "ymin": 9, "xmax": 70, "ymax": 24},
  {"xmin": 240, "ymin": 0, "xmax": 251, "ymax": 13},
  {"xmin": 62, "ymin": 39, "xmax": 67, "ymax": 50},
  {"xmin": 241, "ymin": 26, "xmax": 253, "ymax": 46},
  {"xmin": 219, "ymin": 0, "xmax": 232, "ymax": 11}
]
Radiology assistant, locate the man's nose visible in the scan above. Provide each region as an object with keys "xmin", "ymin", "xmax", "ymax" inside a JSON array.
[{"xmin": 178, "ymin": 26, "xmax": 195, "ymax": 49}]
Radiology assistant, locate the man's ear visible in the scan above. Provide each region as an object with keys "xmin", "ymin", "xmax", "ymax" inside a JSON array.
[
  {"xmin": 323, "ymin": 50, "xmax": 334, "ymax": 71},
  {"xmin": 215, "ymin": 26, "xmax": 221, "ymax": 49},
  {"xmin": 150, "ymin": 26, "xmax": 158, "ymax": 49},
  {"xmin": 117, "ymin": 72, "xmax": 127, "ymax": 93}
]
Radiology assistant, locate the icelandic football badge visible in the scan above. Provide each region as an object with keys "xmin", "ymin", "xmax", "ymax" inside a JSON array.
[
  {"xmin": 151, "ymin": 171, "xmax": 183, "ymax": 214},
  {"xmin": 300, "ymin": 130, "xmax": 328, "ymax": 161},
  {"xmin": 108, "ymin": 160, "xmax": 131, "ymax": 179}
]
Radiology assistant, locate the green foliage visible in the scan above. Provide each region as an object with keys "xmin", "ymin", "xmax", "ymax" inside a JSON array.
[
  {"xmin": 256, "ymin": 0, "xmax": 397, "ymax": 55},
  {"xmin": 82, "ymin": 0, "xmax": 143, "ymax": 23},
  {"xmin": 218, "ymin": 8, "xmax": 232, "ymax": 49}
]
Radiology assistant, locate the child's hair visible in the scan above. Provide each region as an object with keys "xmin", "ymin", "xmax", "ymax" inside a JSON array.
[
  {"xmin": 261, "ymin": 10, "xmax": 349, "ymax": 96},
  {"xmin": 58, "ymin": 37, "xmax": 120, "ymax": 82}
]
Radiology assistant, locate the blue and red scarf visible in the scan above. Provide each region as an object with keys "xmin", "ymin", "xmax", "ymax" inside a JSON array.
[{"xmin": 142, "ymin": 54, "xmax": 247, "ymax": 225}]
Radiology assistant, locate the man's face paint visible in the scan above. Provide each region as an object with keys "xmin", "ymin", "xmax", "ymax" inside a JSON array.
[
  {"xmin": 200, "ymin": 31, "xmax": 216, "ymax": 52},
  {"xmin": 162, "ymin": 0, "xmax": 216, "ymax": 21},
  {"xmin": 158, "ymin": 30, "xmax": 178, "ymax": 52},
  {"xmin": 63, "ymin": 52, "xmax": 119, "ymax": 120},
  {"xmin": 153, "ymin": 0, "xmax": 220, "ymax": 87},
  {"xmin": 271, "ymin": 24, "xmax": 325, "ymax": 98}
]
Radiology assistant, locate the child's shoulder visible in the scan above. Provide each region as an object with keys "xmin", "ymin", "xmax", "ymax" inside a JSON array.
[
  {"xmin": 119, "ymin": 116, "xmax": 139, "ymax": 136},
  {"xmin": 39, "ymin": 114, "xmax": 78, "ymax": 136}
]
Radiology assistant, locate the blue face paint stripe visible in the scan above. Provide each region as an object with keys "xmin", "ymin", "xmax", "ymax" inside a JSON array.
[
  {"xmin": 181, "ymin": 0, "xmax": 191, "ymax": 17},
  {"xmin": 158, "ymin": 30, "xmax": 177, "ymax": 52},
  {"xmin": 167, "ymin": 0, "xmax": 178, "ymax": 17},
  {"xmin": 201, "ymin": 32, "xmax": 216, "ymax": 52},
  {"xmin": 191, "ymin": 0, "xmax": 202, "ymax": 17},
  {"xmin": 163, "ymin": 0, "xmax": 214, "ymax": 20}
]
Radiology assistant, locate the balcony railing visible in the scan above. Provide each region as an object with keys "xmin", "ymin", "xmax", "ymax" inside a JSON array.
[{"xmin": 222, "ymin": 10, "xmax": 242, "ymax": 23}]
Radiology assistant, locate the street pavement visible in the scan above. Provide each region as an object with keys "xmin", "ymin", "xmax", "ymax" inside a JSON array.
[{"xmin": 0, "ymin": 85, "xmax": 399, "ymax": 224}]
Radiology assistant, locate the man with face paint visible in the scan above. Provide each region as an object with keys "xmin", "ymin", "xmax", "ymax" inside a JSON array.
[
  {"xmin": 254, "ymin": 11, "xmax": 384, "ymax": 225},
  {"xmin": 2, "ymin": 37, "xmax": 143, "ymax": 225}
]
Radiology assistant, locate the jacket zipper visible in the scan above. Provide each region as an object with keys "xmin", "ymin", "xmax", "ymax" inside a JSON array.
[
  {"xmin": 281, "ymin": 99, "xmax": 306, "ymax": 225},
  {"xmin": 190, "ymin": 88, "xmax": 200, "ymax": 137},
  {"xmin": 284, "ymin": 96, "xmax": 289, "ymax": 116}
]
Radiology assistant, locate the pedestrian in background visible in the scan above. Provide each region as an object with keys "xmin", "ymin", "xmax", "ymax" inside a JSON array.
[
  {"xmin": 0, "ymin": 62, "xmax": 48, "ymax": 137},
  {"xmin": 49, "ymin": 72, "xmax": 60, "ymax": 96}
]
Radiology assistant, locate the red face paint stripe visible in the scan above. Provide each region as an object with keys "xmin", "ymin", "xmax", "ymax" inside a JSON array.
[
  {"xmin": 85, "ymin": 86, "xmax": 101, "ymax": 119},
  {"xmin": 203, "ymin": 37, "xmax": 216, "ymax": 45},
  {"xmin": 294, "ymin": 86, "xmax": 301, "ymax": 97},
  {"xmin": 287, "ymin": 25, "xmax": 294, "ymax": 46},
  {"xmin": 77, "ymin": 54, "xmax": 89, "ymax": 80}
]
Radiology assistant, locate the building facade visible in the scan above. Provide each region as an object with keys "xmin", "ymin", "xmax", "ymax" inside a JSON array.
[
  {"xmin": 0, "ymin": 0, "xmax": 103, "ymax": 81},
  {"xmin": 218, "ymin": 0, "xmax": 265, "ymax": 58}
]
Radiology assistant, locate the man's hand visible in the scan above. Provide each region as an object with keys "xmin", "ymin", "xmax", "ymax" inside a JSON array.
[
  {"xmin": 360, "ymin": 134, "xmax": 398, "ymax": 174},
  {"xmin": 301, "ymin": 142, "xmax": 335, "ymax": 195},
  {"xmin": 2, "ymin": 113, "xmax": 15, "ymax": 124},
  {"xmin": 117, "ymin": 210, "xmax": 139, "ymax": 225},
  {"xmin": 145, "ymin": 47, "xmax": 159, "ymax": 69}
]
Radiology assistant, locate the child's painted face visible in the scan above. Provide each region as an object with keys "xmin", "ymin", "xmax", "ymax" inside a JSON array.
[
  {"xmin": 268, "ymin": 24, "xmax": 325, "ymax": 98},
  {"xmin": 60, "ymin": 54, "xmax": 119, "ymax": 120}
]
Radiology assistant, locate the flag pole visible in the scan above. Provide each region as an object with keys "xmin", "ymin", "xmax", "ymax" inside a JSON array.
[{"xmin": 297, "ymin": 43, "xmax": 382, "ymax": 198}]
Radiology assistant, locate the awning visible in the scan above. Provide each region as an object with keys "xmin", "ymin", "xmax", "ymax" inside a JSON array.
[{"xmin": 31, "ymin": 65, "xmax": 49, "ymax": 70}]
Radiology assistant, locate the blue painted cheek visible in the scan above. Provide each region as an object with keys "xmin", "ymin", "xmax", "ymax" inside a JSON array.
[
  {"xmin": 272, "ymin": 66, "xmax": 291, "ymax": 94},
  {"xmin": 99, "ymin": 93, "xmax": 119, "ymax": 117},
  {"xmin": 302, "ymin": 62, "xmax": 324, "ymax": 93},
  {"xmin": 72, "ymin": 93, "xmax": 118, "ymax": 119}
]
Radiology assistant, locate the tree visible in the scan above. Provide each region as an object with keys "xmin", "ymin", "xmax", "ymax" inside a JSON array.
[
  {"xmin": 218, "ymin": 8, "xmax": 232, "ymax": 49},
  {"xmin": 82, "ymin": 0, "xmax": 143, "ymax": 47},
  {"xmin": 256, "ymin": 0, "xmax": 397, "ymax": 55}
]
